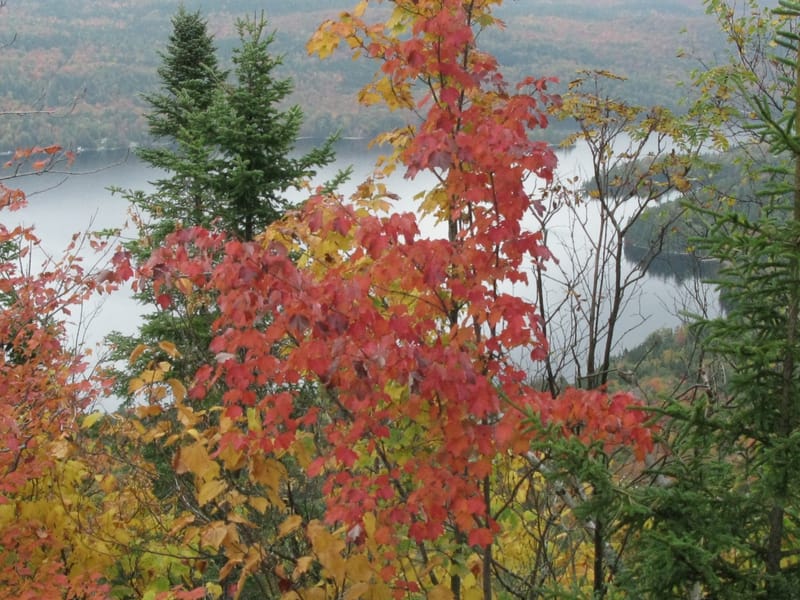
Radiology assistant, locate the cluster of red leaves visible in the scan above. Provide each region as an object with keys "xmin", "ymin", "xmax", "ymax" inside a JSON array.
[
  {"xmin": 146, "ymin": 206, "xmax": 652, "ymax": 553},
  {"xmin": 2, "ymin": 144, "xmax": 76, "ymax": 173},
  {"xmin": 142, "ymin": 0, "xmax": 656, "ymax": 560}
]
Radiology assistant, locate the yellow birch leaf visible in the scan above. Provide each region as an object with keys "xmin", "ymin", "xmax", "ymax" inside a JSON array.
[
  {"xmin": 50, "ymin": 438, "xmax": 75, "ymax": 459},
  {"xmin": 279, "ymin": 514, "xmax": 303, "ymax": 538},
  {"xmin": 135, "ymin": 404, "xmax": 163, "ymax": 418},
  {"xmin": 219, "ymin": 444, "xmax": 245, "ymax": 471},
  {"xmin": 168, "ymin": 378, "xmax": 187, "ymax": 402},
  {"xmin": 291, "ymin": 433, "xmax": 314, "ymax": 469},
  {"xmin": 219, "ymin": 556, "xmax": 242, "ymax": 581},
  {"xmin": 175, "ymin": 277, "xmax": 193, "ymax": 296},
  {"xmin": 345, "ymin": 554, "xmax": 373, "ymax": 583},
  {"xmin": 201, "ymin": 521, "xmax": 229, "ymax": 550},
  {"xmin": 175, "ymin": 442, "xmax": 218, "ymax": 480},
  {"xmin": 198, "ymin": 479, "xmax": 228, "ymax": 507},
  {"xmin": 158, "ymin": 340, "xmax": 181, "ymax": 358},
  {"xmin": 365, "ymin": 582, "xmax": 392, "ymax": 599},
  {"xmin": 129, "ymin": 343, "xmax": 147, "ymax": 364},
  {"xmin": 352, "ymin": 0, "xmax": 367, "ymax": 18},
  {"xmin": 128, "ymin": 377, "xmax": 145, "ymax": 394},
  {"xmin": 292, "ymin": 556, "xmax": 314, "ymax": 579},
  {"xmin": 363, "ymin": 512, "xmax": 376, "ymax": 538},
  {"xmin": 81, "ymin": 411, "xmax": 103, "ymax": 429},
  {"xmin": 205, "ymin": 583, "xmax": 223, "ymax": 600},
  {"xmin": 250, "ymin": 456, "xmax": 287, "ymax": 490},
  {"xmin": 247, "ymin": 407, "xmax": 262, "ymax": 432},
  {"xmin": 249, "ymin": 496, "xmax": 269, "ymax": 513},
  {"xmin": 139, "ymin": 368, "xmax": 165, "ymax": 384},
  {"xmin": 168, "ymin": 513, "xmax": 195, "ymax": 536}
]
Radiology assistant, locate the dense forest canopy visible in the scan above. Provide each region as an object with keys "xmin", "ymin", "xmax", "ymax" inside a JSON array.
[{"xmin": 0, "ymin": 0, "xmax": 724, "ymax": 150}]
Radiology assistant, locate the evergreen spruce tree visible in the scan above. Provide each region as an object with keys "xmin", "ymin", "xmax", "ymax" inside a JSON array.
[
  {"xmin": 108, "ymin": 9, "xmax": 340, "ymax": 400},
  {"xmin": 129, "ymin": 5, "xmax": 226, "ymax": 240},
  {"xmin": 204, "ymin": 13, "xmax": 337, "ymax": 241}
]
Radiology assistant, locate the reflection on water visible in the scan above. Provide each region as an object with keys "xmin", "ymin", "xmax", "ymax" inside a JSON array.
[{"xmin": 624, "ymin": 243, "xmax": 720, "ymax": 285}]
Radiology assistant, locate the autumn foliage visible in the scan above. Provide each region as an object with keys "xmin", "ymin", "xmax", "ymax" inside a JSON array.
[
  {"xmin": 0, "ymin": 2, "xmax": 656, "ymax": 598},
  {"xmin": 0, "ymin": 179, "xmax": 111, "ymax": 598}
]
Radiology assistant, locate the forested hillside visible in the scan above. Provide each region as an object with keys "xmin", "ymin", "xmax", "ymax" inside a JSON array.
[{"xmin": 0, "ymin": 0, "xmax": 722, "ymax": 150}]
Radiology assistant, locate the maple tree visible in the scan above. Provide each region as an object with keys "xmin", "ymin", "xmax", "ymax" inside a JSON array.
[{"xmin": 119, "ymin": 2, "xmax": 657, "ymax": 598}]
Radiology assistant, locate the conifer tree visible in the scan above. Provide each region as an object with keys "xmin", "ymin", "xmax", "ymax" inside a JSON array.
[
  {"xmin": 110, "ymin": 9, "xmax": 339, "ymax": 400},
  {"xmin": 130, "ymin": 5, "xmax": 226, "ymax": 240},
  {"xmin": 203, "ymin": 14, "xmax": 337, "ymax": 241}
]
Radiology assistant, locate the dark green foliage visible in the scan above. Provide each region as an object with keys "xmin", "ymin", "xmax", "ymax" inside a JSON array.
[
  {"xmin": 141, "ymin": 5, "xmax": 223, "ymax": 141},
  {"xmin": 131, "ymin": 6, "xmax": 227, "ymax": 240},
  {"xmin": 201, "ymin": 14, "xmax": 338, "ymax": 241}
]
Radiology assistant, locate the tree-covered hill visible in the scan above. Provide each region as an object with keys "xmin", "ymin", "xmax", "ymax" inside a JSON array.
[{"xmin": 0, "ymin": 0, "xmax": 723, "ymax": 150}]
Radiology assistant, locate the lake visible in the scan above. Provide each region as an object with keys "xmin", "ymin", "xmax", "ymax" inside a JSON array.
[{"xmin": 7, "ymin": 140, "xmax": 710, "ymax": 405}]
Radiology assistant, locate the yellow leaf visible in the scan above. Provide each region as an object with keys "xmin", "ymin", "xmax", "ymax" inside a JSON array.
[
  {"xmin": 198, "ymin": 479, "xmax": 228, "ymax": 506},
  {"xmin": 363, "ymin": 512, "xmax": 377, "ymax": 539},
  {"xmin": 292, "ymin": 556, "xmax": 314, "ymax": 579},
  {"xmin": 278, "ymin": 514, "xmax": 303, "ymax": 538},
  {"xmin": 81, "ymin": 411, "xmax": 103, "ymax": 429},
  {"xmin": 168, "ymin": 513, "xmax": 195, "ymax": 536},
  {"xmin": 205, "ymin": 582, "xmax": 223, "ymax": 600},
  {"xmin": 365, "ymin": 582, "xmax": 392, "ymax": 599},
  {"xmin": 175, "ymin": 442, "xmax": 219, "ymax": 480},
  {"xmin": 219, "ymin": 556, "xmax": 242, "ymax": 581},
  {"xmin": 129, "ymin": 343, "xmax": 147, "ymax": 364},
  {"xmin": 247, "ymin": 407, "xmax": 262, "ymax": 432},
  {"xmin": 158, "ymin": 340, "xmax": 181, "ymax": 358},
  {"xmin": 175, "ymin": 277, "xmax": 193, "ymax": 296},
  {"xmin": 128, "ymin": 377, "xmax": 145, "ymax": 394},
  {"xmin": 219, "ymin": 445, "xmax": 246, "ymax": 471},
  {"xmin": 249, "ymin": 496, "xmax": 269, "ymax": 513},
  {"xmin": 134, "ymin": 404, "xmax": 163, "ymax": 418},
  {"xmin": 227, "ymin": 512, "xmax": 253, "ymax": 526},
  {"xmin": 352, "ymin": 0, "xmax": 367, "ymax": 18},
  {"xmin": 250, "ymin": 456, "xmax": 287, "ymax": 491},
  {"xmin": 50, "ymin": 438, "xmax": 75, "ymax": 459},
  {"xmin": 168, "ymin": 378, "xmax": 187, "ymax": 402},
  {"xmin": 346, "ymin": 553, "xmax": 373, "ymax": 583},
  {"xmin": 201, "ymin": 521, "xmax": 229, "ymax": 550},
  {"xmin": 290, "ymin": 433, "xmax": 314, "ymax": 469},
  {"xmin": 138, "ymin": 368, "xmax": 165, "ymax": 384}
]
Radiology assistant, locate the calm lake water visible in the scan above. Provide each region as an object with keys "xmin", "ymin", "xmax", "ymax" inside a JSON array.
[{"xmin": 7, "ymin": 140, "xmax": 710, "ymax": 404}]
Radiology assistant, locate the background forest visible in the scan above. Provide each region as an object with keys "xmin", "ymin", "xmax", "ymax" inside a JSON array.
[
  {"xmin": 2, "ymin": 1, "xmax": 800, "ymax": 600},
  {"xmin": 0, "ymin": 0, "xmax": 723, "ymax": 149}
]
